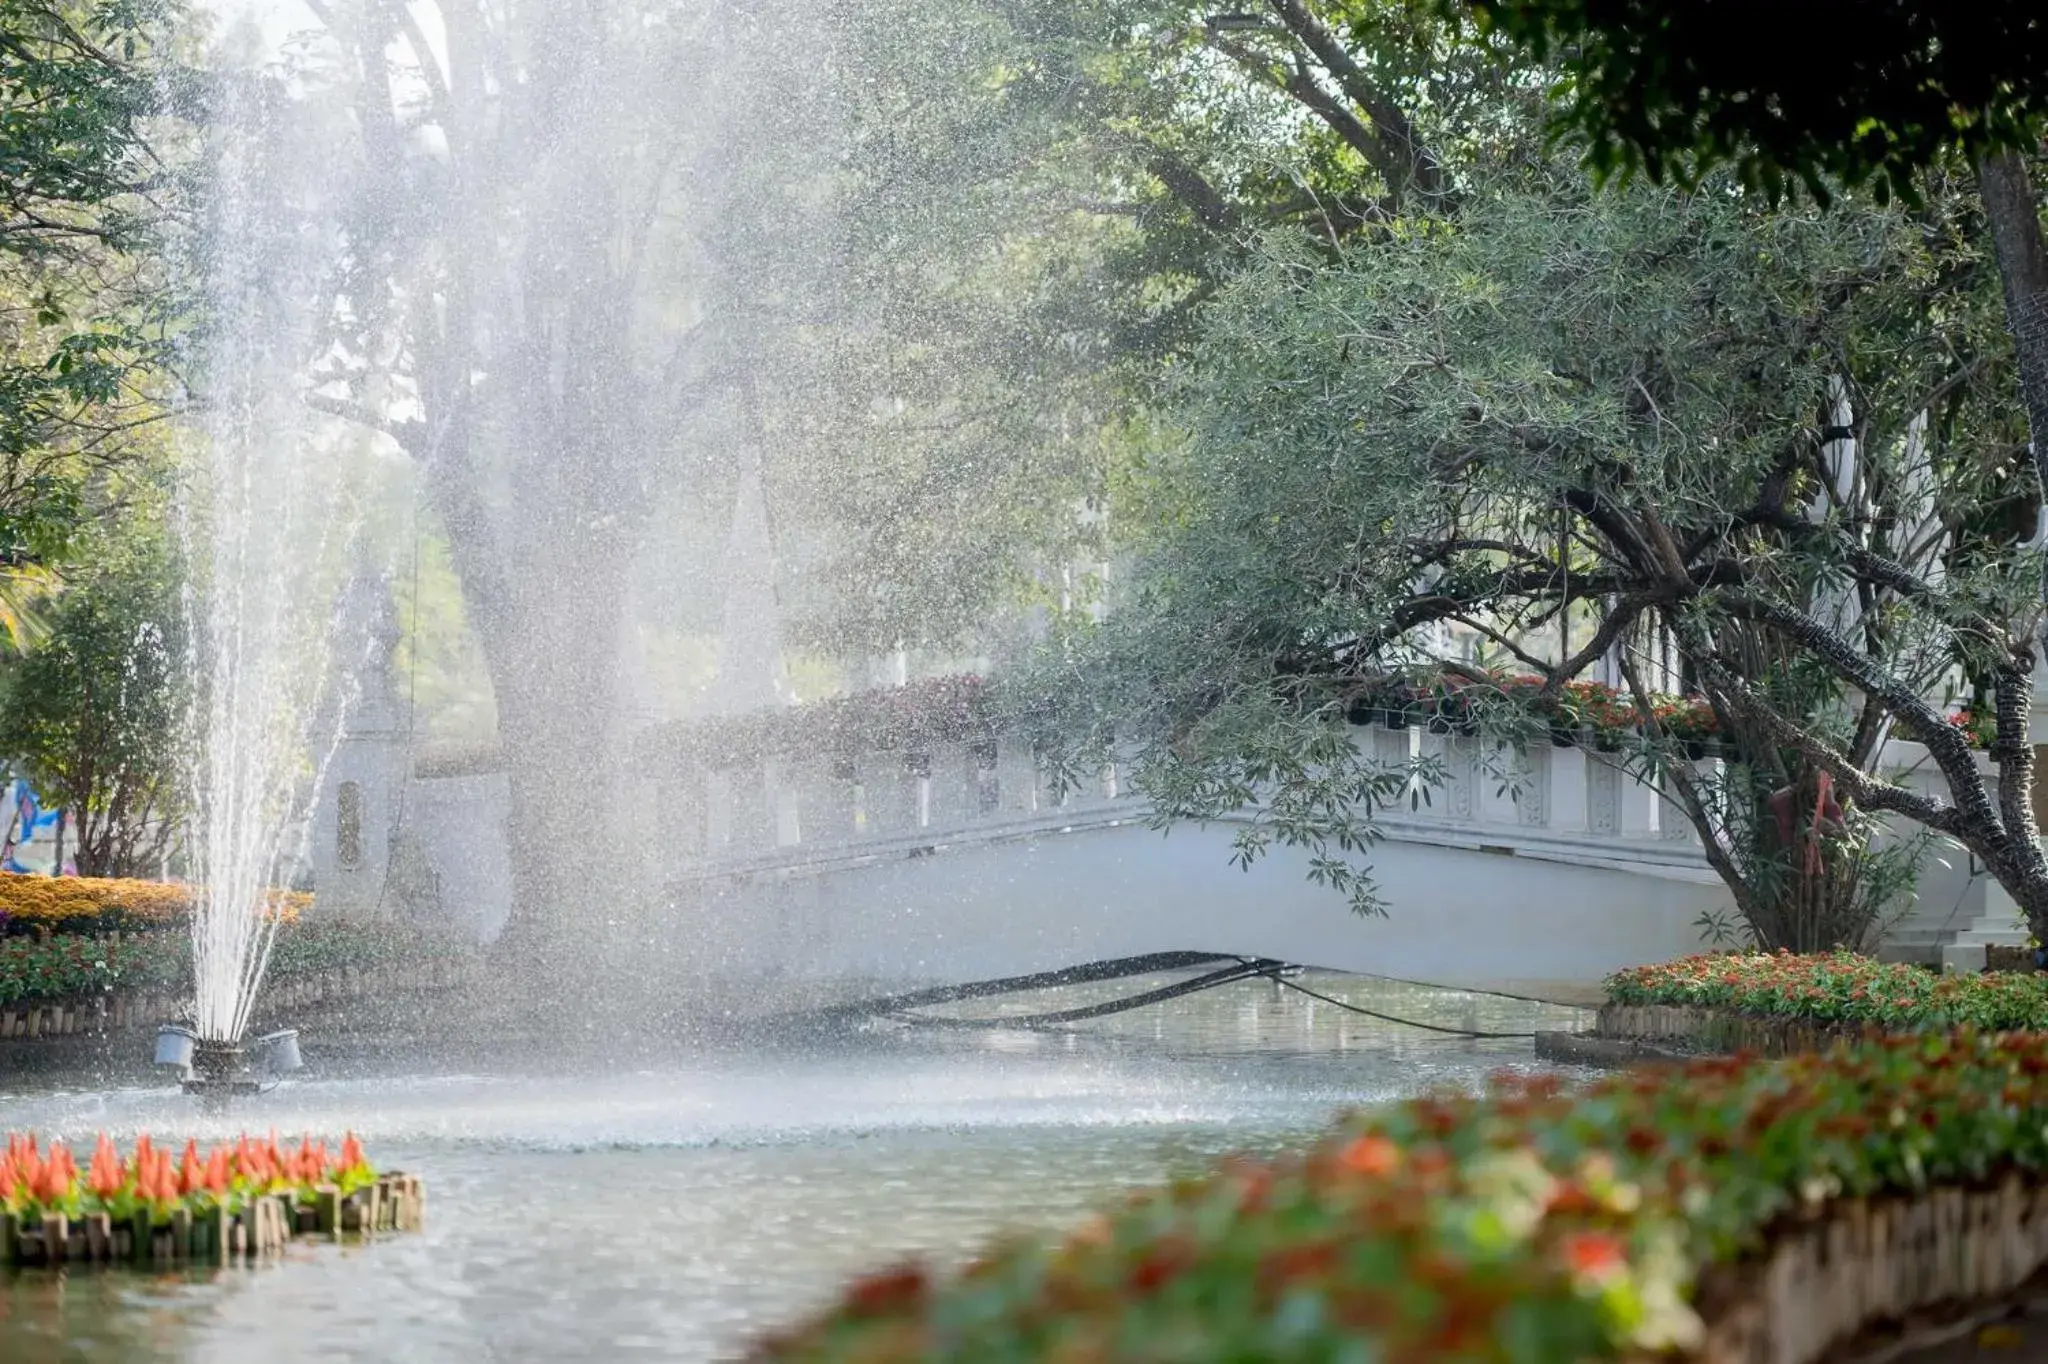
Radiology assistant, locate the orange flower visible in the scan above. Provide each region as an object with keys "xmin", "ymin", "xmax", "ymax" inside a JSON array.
[
  {"xmin": 1559, "ymin": 1231, "xmax": 1627, "ymax": 1282},
  {"xmin": 87, "ymin": 1136, "xmax": 124, "ymax": 1200},
  {"xmin": 178, "ymin": 1139, "xmax": 202, "ymax": 1197},
  {"xmin": 294, "ymin": 1135, "xmax": 327, "ymax": 1184},
  {"xmin": 1338, "ymin": 1135, "xmax": 1401, "ymax": 1178},
  {"xmin": 148, "ymin": 1152, "xmax": 177, "ymax": 1206},
  {"xmin": 338, "ymin": 1132, "xmax": 366, "ymax": 1175},
  {"xmin": 26, "ymin": 1142, "xmax": 73, "ymax": 1205},
  {"xmin": 202, "ymin": 1147, "xmax": 230, "ymax": 1196}
]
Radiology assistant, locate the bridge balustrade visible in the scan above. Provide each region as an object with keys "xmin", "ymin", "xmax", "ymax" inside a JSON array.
[{"xmin": 649, "ymin": 716, "xmax": 1740, "ymax": 879}]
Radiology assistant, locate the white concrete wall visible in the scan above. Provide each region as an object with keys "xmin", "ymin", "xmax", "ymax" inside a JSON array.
[
  {"xmin": 306, "ymin": 732, "xmax": 406, "ymax": 919},
  {"xmin": 405, "ymin": 772, "xmax": 512, "ymax": 941}
]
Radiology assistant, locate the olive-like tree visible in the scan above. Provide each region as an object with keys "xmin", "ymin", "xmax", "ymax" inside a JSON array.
[{"xmin": 0, "ymin": 525, "xmax": 186, "ymax": 877}]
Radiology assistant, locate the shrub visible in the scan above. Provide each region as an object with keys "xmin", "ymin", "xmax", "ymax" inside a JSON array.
[
  {"xmin": 755, "ymin": 1033, "xmax": 2048, "ymax": 1362},
  {"xmin": 0, "ymin": 873, "xmax": 311, "ymax": 937},
  {"xmin": 1605, "ymin": 950, "xmax": 2048, "ymax": 1032},
  {"xmin": 0, "ymin": 920, "xmax": 473, "ymax": 1009}
]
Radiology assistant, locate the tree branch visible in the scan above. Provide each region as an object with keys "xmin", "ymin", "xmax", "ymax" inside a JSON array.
[
  {"xmin": 1262, "ymin": 0, "xmax": 1445, "ymax": 203},
  {"xmin": 303, "ymin": 390, "xmax": 426, "ymax": 453}
]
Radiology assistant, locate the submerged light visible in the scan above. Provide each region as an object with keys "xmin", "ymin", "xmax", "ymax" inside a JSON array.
[
  {"xmin": 154, "ymin": 1024, "xmax": 196, "ymax": 1070},
  {"xmin": 250, "ymin": 1028, "xmax": 303, "ymax": 1076}
]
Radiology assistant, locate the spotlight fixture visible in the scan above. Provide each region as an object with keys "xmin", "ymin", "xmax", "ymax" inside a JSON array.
[
  {"xmin": 250, "ymin": 1029, "xmax": 304, "ymax": 1076},
  {"xmin": 153, "ymin": 1024, "xmax": 196, "ymax": 1070}
]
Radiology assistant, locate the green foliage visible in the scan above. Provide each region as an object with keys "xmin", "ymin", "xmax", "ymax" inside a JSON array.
[
  {"xmin": 759, "ymin": 1032, "xmax": 2048, "ymax": 1362},
  {"xmin": 0, "ymin": 1, "xmax": 186, "ymax": 575},
  {"xmin": 755, "ymin": 0, "xmax": 1520, "ymax": 657},
  {"xmin": 0, "ymin": 918, "xmax": 473, "ymax": 1009},
  {"xmin": 1057, "ymin": 155, "xmax": 2014, "ymax": 941},
  {"xmin": 1464, "ymin": 0, "xmax": 2048, "ymax": 201},
  {"xmin": 0, "ymin": 523, "xmax": 185, "ymax": 876},
  {"xmin": 1607, "ymin": 951, "xmax": 2048, "ymax": 1032}
]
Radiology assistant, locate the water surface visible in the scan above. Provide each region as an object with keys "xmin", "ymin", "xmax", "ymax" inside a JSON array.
[{"xmin": 0, "ymin": 973, "xmax": 1585, "ymax": 1362}]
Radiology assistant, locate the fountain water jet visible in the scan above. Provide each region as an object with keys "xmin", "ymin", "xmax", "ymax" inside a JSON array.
[{"xmin": 162, "ymin": 31, "xmax": 364, "ymax": 1098}]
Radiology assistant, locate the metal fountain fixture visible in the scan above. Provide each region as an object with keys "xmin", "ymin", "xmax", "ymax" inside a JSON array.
[{"xmin": 155, "ymin": 1025, "xmax": 303, "ymax": 1110}]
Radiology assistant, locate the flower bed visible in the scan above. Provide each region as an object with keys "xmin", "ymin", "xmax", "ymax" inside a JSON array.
[
  {"xmin": 1604, "ymin": 951, "xmax": 2048, "ymax": 1032},
  {"xmin": 0, "ymin": 872, "xmax": 312, "ymax": 937},
  {"xmin": 0, "ymin": 1131, "xmax": 422, "ymax": 1265},
  {"xmin": 0, "ymin": 920, "xmax": 477, "ymax": 1013},
  {"xmin": 1351, "ymin": 671, "xmax": 1717, "ymax": 749},
  {"xmin": 755, "ymin": 1033, "xmax": 2048, "ymax": 1363}
]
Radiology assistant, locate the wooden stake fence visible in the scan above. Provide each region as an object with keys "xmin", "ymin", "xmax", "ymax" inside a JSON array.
[{"xmin": 0, "ymin": 1173, "xmax": 422, "ymax": 1268}]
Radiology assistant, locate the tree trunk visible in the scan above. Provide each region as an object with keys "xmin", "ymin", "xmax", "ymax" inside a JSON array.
[
  {"xmin": 1977, "ymin": 151, "xmax": 2048, "ymax": 941},
  {"xmin": 474, "ymin": 546, "xmax": 638, "ymax": 957},
  {"xmin": 1979, "ymin": 152, "xmax": 2048, "ymax": 503}
]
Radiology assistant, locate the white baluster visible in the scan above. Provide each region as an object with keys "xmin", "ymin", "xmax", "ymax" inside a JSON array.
[
  {"xmin": 1585, "ymin": 752, "xmax": 1622, "ymax": 837},
  {"xmin": 793, "ymin": 758, "xmax": 858, "ymax": 846},
  {"xmin": 925, "ymin": 742, "xmax": 976, "ymax": 830},
  {"xmin": 1548, "ymin": 745, "xmax": 1591, "ymax": 833},
  {"xmin": 727, "ymin": 762, "xmax": 777, "ymax": 854},
  {"xmin": 995, "ymin": 737, "xmax": 1039, "ymax": 816},
  {"xmin": 1476, "ymin": 740, "xmax": 1520, "ymax": 825},
  {"xmin": 858, "ymin": 752, "xmax": 922, "ymax": 835},
  {"xmin": 1615, "ymin": 756, "xmax": 1660, "ymax": 839},
  {"xmin": 656, "ymin": 773, "xmax": 707, "ymax": 862},
  {"xmin": 702, "ymin": 767, "xmax": 733, "ymax": 852},
  {"xmin": 1517, "ymin": 745, "xmax": 1552, "ymax": 829},
  {"xmin": 769, "ymin": 759, "xmax": 802, "ymax": 847}
]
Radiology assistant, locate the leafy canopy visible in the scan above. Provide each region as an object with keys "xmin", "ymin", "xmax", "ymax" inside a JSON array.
[{"xmin": 1464, "ymin": 0, "xmax": 2048, "ymax": 200}]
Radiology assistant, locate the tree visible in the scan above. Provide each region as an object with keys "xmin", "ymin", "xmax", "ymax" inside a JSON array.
[
  {"xmin": 1465, "ymin": 0, "xmax": 2048, "ymax": 674},
  {"xmin": 1020, "ymin": 51, "xmax": 2044, "ymax": 947},
  {"xmin": 0, "ymin": 521, "xmax": 185, "ymax": 877},
  {"xmin": 0, "ymin": 2, "xmax": 188, "ymax": 624}
]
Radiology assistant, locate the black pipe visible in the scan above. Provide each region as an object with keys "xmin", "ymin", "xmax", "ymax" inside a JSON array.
[
  {"xmin": 803, "ymin": 951, "xmax": 1242, "ymax": 1020},
  {"xmin": 887, "ymin": 959, "xmax": 1288, "ymax": 1030}
]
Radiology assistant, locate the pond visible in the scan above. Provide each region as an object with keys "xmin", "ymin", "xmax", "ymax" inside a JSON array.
[{"xmin": 0, "ymin": 973, "xmax": 1585, "ymax": 1362}]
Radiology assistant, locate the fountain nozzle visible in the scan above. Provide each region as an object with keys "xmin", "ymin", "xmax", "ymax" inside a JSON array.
[
  {"xmin": 155, "ymin": 1026, "xmax": 303, "ymax": 1111},
  {"xmin": 183, "ymin": 1039, "xmax": 259, "ymax": 1112}
]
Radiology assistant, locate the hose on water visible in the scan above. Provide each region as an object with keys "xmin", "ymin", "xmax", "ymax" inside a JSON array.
[
  {"xmin": 807, "ymin": 951, "xmax": 1244, "ymax": 1021},
  {"xmin": 883, "ymin": 959, "xmax": 1286, "ymax": 1030},
  {"xmin": 867, "ymin": 954, "xmax": 1543, "ymax": 1040},
  {"xmin": 1261, "ymin": 970, "xmax": 1539, "ymax": 1039}
]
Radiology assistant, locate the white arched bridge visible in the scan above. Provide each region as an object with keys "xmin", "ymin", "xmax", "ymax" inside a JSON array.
[{"xmin": 313, "ymin": 713, "xmax": 2020, "ymax": 1006}]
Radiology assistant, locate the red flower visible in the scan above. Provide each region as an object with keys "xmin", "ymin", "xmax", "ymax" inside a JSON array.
[
  {"xmin": 1338, "ymin": 1135, "xmax": 1401, "ymax": 1178},
  {"xmin": 845, "ymin": 1266, "xmax": 928, "ymax": 1317},
  {"xmin": 1559, "ymin": 1231, "xmax": 1627, "ymax": 1281}
]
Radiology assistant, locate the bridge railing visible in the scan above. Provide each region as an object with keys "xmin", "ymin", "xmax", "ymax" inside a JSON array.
[
  {"xmin": 1359, "ymin": 724, "xmax": 1698, "ymax": 849},
  {"xmin": 646, "ymin": 714, "xmax": 1741, "ymax": 874},
  {"xmin": 651, "ymin": 736, "xmax": 1139, "ymax": 868},
  {"xmin": 644, "ymin": 716, "xmax": 1979, "ymax": 876}
]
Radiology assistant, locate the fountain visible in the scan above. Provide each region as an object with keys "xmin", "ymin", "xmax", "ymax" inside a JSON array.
[
  {"xmin": 155, "ymin": 1025, "xmax": 304, "ymax": 1108},
  {"xmin": 153, "ymin": 22, "xmax": 363, "ymax": 1101}
]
